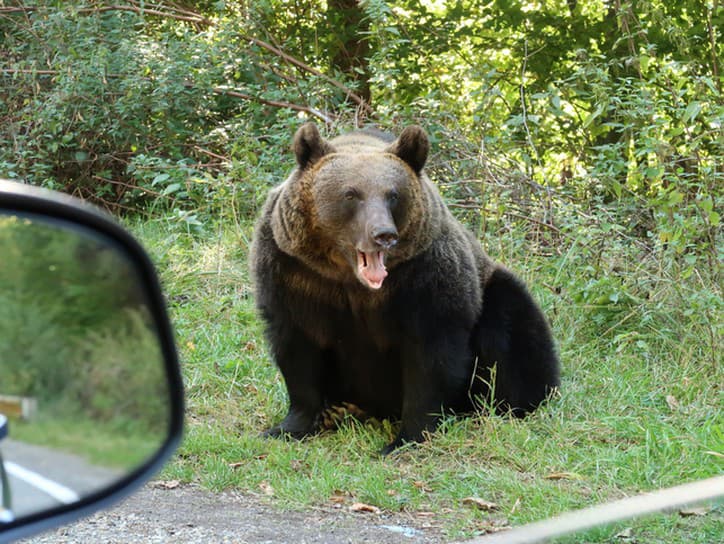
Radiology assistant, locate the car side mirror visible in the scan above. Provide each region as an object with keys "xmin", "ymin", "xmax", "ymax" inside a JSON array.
[{"xmin": 0, "ymin": 180, "xmax": 183, "ymax": 542}]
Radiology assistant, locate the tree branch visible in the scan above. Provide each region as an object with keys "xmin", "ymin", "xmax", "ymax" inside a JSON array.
[
  {"xmin": 0, "ymin": 2, "xmax": 211, "ymax": 26},
  {"xmin": 1, "ymin": 68, "xmax": 337, "ymax": 123},
  {"xmin": 706, "ymin": 0, "xmax": 721, "ymax": 93},
  {"xmin": 212, "ymin": 87, "xmax": 336, "ymax": 124},
  {"xmin": 80, "ymin": 5, "xmax": 208, "ymax": 25},
  {"xmin": 245, "ymin": 36, "xmax": 373, "ymax": 114}
]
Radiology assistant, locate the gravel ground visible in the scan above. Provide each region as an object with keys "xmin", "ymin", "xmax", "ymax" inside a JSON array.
[{"xmin": 19, "ymin": 483, "xmax": 446, "ymax": 543}]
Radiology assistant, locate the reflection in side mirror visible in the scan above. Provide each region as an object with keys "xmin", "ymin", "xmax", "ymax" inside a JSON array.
[
  {"xmin": 0, "ymin": 180, "xmax": 183, "ymax": 542},
  {"xmin": 0, "ymin": 212, "xmax": 169, "ymax": 519}
]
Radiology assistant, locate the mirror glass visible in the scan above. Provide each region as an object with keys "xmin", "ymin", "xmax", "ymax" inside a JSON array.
[{"xmin": 0, "ymin": 212, "xmax": 170, "ymax": 522}]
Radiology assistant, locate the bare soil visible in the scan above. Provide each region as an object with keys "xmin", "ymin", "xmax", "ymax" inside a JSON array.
[{"xmin": 20, "ymin": 483, "xmax": 446, "ymax": 543}]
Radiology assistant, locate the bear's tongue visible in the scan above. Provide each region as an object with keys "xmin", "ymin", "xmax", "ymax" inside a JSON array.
[{"xmin": 357, "ymin": 250, "xmax": 387, "ymax": 290}]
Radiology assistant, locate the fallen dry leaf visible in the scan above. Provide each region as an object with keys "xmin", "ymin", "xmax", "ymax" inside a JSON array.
[
  {"xmin": 290, "ymin": 458, "xmax": 307, "ymax": 471},
  {"xmin": 412, "ymin": 480, "xmax": 431, "ymax": 492},
  {"xmin": 350, "ymin": 502, "xmax": 381, "ymax": 514},
  {"xmin": 329, "ymin": 492, "xmax": 349, "ymax": 505},
  {"xmin": 665, "ymin": 394, "xmax": 680, "ymax": 411},
  {"xmin": 228, "ymin": 461, "xmax": 245, "ymax": 469},
  {"xmin": 150, "ymin": 480, "xmax": 180, "ymax": 490},
  {"xmin": 544, "ymin": 471, "xmax": 583, "ymax": 481},
  {"xmin": 679, "ymin": 506, "xmax": 711, "ymax": 517},
  {"xmin": 258, "ymin": 481, "xmax": 274, "ymax": 496},
  {"xmin": 475, "ymin": 518, "xmax": 511, "ymax": 534},
  {"xmin": 462, "ymin": 497, "xmax": 499, "ymax": 511},
  {"xmin": 415, "ymin": 511, "xmax": 436, "ymax": 518}
]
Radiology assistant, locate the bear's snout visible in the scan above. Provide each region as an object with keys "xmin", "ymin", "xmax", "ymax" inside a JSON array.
[
  {"xmin": 363, "ymin": 199, "xmax": 398, "ymax": 251},
  {"xmin": 371, "ymin": 226, "xmax": 398, "ymax": 249}
]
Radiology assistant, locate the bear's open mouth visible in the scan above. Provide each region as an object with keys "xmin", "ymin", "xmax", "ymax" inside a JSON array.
[{"xmin": 357, "ymin": 250, "xmax": 387, "ymax": 290}]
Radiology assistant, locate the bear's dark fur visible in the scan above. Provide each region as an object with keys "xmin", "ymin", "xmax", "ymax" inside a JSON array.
[{"xmin": 250, "ymin": 123, "xmax": 559, "ymax": 453}]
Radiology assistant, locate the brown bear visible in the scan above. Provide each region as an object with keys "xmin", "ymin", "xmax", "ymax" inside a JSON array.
[{"xmin": 250, "ymin": 123, "xmax": 559, "ymax": 453}]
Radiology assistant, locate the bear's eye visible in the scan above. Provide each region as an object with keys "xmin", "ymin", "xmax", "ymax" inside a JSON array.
[
  {"xmin": 344, "ymin": 189, "xmax": 360, "ymax": 201},
  {"xmin": 387, "ymin": 190, "xmax": 399, "ymax": 205}
]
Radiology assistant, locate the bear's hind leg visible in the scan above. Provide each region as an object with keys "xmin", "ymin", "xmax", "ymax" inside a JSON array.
[
  {"xmin": 381, "ymin": 328, "xmax": 475, "ymax": 454},
  {"xmin": 473, "ymin": 267, "xmax": 560, "ymax": 416}
]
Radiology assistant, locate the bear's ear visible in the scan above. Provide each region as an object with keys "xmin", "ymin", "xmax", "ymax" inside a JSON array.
[
  {"xmin": 293, "ymin": 123, "xmax": 334, "ymax": 169},
  {"xmin": 386, "ymin": 125, "xmax": 429, "ymax": 174}
]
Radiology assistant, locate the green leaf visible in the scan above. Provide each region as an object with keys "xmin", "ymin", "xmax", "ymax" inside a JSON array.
[
  {"xmin": 700, "ymin": 197, "xmax": 713, "ymax": 214},
  {"xmin": 152, "ymin": 173, "xmax": 170, "ymax": 186},
  {"xmin": 583, "ymin": 103, "xmax": 605, "ymax": 128},
  {"xmin": 668, "ymin": 190, "xmax": 684, "ymax": 206},
  {"xmin": 639, "ymin": 55, "xmax": 650, "ymax": 73},
  {"xmin": 683, "ymin": 102, "xmax": 702, "ymax": 123},
  {"xmin": 162, "ymin": 183, "xmax": 181, "ymax": 195}
]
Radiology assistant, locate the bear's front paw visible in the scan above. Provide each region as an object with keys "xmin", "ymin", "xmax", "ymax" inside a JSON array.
[
  {"xmin": 261, "ymin": 425, "xmax": 310, "ymax": 440},
  {"xmin": 379, "ymin": 435, "xmax": 419, "ymax": 456},
  {"xmin": 379, "ymin": 441, "xmax": 400, "ymax": 456},
  {"xmin": 380, "ymin": 418, "xmax": 438, "ymax": 454},
  {"xmin": 262, "ymin": 408, "xmax": 320, "ymax": 440}
]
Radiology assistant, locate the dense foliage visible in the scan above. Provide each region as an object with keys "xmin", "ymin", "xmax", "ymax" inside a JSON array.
[{"xmin": 1, "ymin": 1, "xmax": 720, "ymax": 270}]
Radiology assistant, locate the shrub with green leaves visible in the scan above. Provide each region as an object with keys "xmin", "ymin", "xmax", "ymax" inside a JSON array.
[{"xmin": 2, "ymin": 2, "xmax": 720, "ymax": 277}]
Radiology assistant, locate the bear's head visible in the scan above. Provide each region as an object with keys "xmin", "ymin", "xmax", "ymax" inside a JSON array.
[{"xmin": 274, "ymin": 123, "xmax": 435, "ymax": 291}]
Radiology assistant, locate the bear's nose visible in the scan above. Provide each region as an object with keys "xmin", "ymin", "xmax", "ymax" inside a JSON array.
[{"xmin": 372, "ymin": 227, "xmax": 398, "ymax": 249}]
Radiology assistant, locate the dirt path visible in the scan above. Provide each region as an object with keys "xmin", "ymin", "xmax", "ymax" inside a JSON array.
[{"xmin": 20, "ymin": 483, "xmax": 446, "ymax": 543}]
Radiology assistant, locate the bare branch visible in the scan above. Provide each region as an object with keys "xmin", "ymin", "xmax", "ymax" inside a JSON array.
[
  {"xmin": 245, "ymin": 36, "xmax": 373, "ymax": 114},
  {"xmin": 0, "ymin": 2, "xmax": 211, "ymax": 26},
  {"xmin": 212, "ymin": 87, "xmax": 336, "ymax": 124}
]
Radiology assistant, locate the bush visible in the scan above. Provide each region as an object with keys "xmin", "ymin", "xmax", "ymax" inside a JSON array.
[
  {"xmin": 1, "ymin": 1, "xmax": 720, "ymax": 274},
  {"xmin": 0, "ymin": 213, "xmax": 167, "ymax": 434}
]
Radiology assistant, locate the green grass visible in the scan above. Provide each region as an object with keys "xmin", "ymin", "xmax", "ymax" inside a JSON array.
[
  {"xmin": 10, "ymin": 415, "xmax": 162, "ymax": 470},
  {"xmin": 130, "ymin": 216, "xmax": 723, "ymax": 542}
]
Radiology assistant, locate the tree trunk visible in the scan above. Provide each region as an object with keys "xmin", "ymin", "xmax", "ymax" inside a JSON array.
[{"xmin": 326, "ymin": 0, "xmax": 371, "ymax": 104}]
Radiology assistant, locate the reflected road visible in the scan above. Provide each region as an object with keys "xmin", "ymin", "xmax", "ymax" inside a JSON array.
[{"xmin": 2, "ymin": 439, "xmax": 122, "ymax": 518}]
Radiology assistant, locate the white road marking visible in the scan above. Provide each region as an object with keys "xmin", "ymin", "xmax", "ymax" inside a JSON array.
[{"xmin": 4, "ymin": 461, "xmax": 80, "ymax": 504}]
